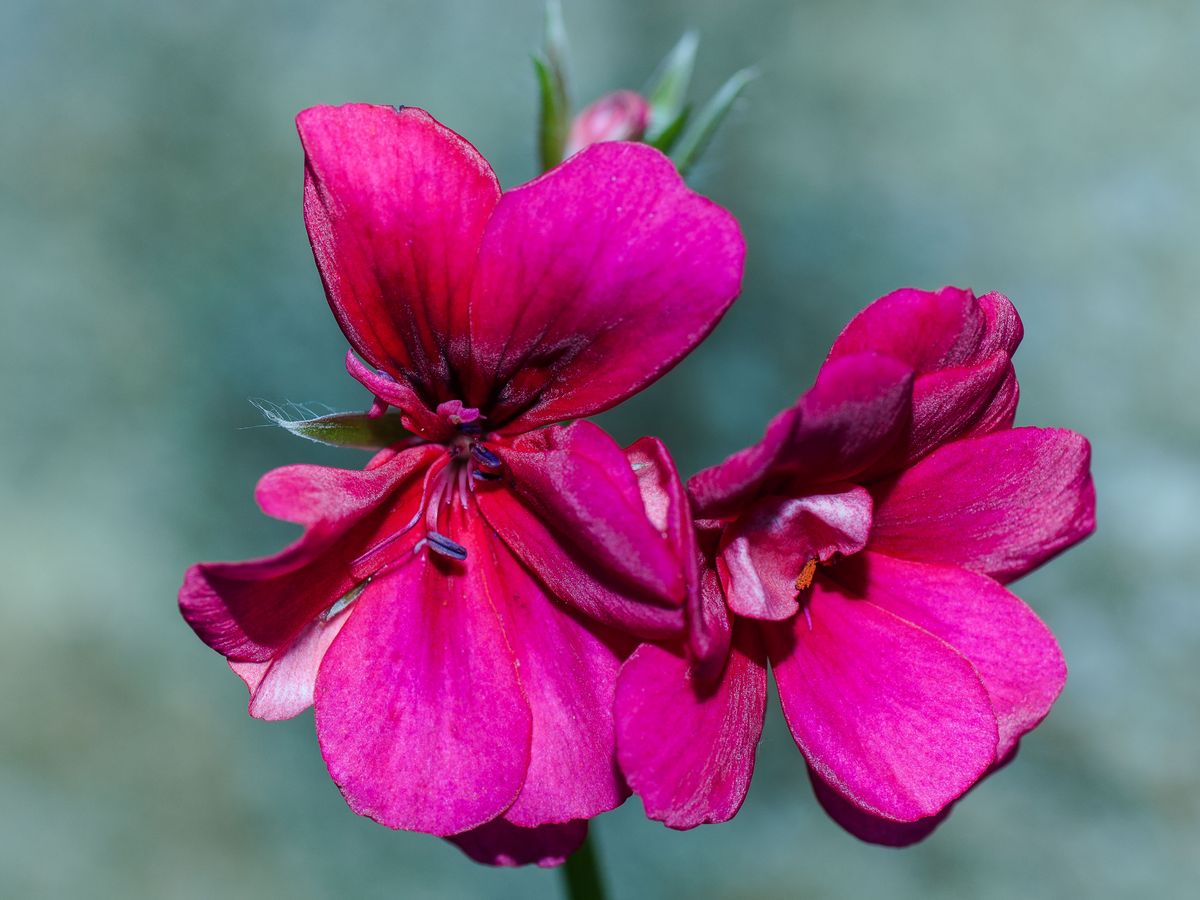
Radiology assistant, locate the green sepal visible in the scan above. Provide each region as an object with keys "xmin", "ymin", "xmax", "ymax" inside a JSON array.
[
  {"xmin": 251, "ymin": 399, "xmax": 413, "ymax": 450},
  {"xmin": 648, "ymin": 104, "xmax": 691, "ymax": 153},
  {"xmin": 672, "ymin": 67, "xmax": 757, "ymax": 177},
  {"xmin": 644, "ymin": 31, "xmax": 698, "ymax": 144},
  {"xmin": 534, "ymin": 0, "xmax": 571, "ymax": 171}
]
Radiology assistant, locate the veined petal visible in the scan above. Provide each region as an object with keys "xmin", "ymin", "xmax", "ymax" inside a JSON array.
[
  {"xmin": 718, "ymin": 486, "xmax": 872, "ymax": 621},
  {"xmin": 615, "ymin": 624, "xmax": 767, "ymax": 829},
  {"xmin": 840, "ymin": 553, "xmax": 1065, "ymax": 757},
  {"xmin": 478, "ymin": 421, "xmax": 686, "ymax": 638},
  {"xmin": 766, "ymin": 578, "xmax": 998, "ymax": 821},
  {"xmin": 689, "ymin": 353, "xmax": 912, "ymax": 518},
  {"xmin": 314, "ymin": 513, "xmax": 532, "ymax": 836},
  {"xmin": 179, "ymin": 446, "xmax": 436, "ymax": 662},
  {"xmin": 298, "ymin": 104, "xmax": 500, "ymax": 401},
  {"xmin": 463, "ymin": 141, "xmax": 744, "ymax": 429},
  {"xmin": 870, "ymin": 428, "xmax": 1096, "ymax": 583},
  {"xmin": 478, "ymin": 528, "xmax": 628, "ymax": 827},
  {"xmin": 448, "ymin": 818, "xmax": 588, "ymax": 868}
]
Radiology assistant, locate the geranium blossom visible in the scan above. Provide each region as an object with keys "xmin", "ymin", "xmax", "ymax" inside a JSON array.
[
  {"xmin": 180, "ymin": 104, "xmax": 743, "ymax": 864},
  {"xmin": 615, "ymin": 287, "xmax": 1095, "ymax": 843}
]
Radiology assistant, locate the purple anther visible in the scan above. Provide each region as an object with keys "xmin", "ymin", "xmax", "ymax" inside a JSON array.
[
  {"xmin": 471, "ymin": 468, "xmax": 502, "ymax": 482},
  {"xmin": 471, "ymin": 444, "xmax": 501, "ymax": 469},
  {"xmin": 427, "ymin": 532, "xmax": 468, "ymax": 561}
]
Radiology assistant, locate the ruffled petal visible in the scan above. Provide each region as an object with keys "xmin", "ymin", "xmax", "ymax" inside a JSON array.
[
  {"xmin": 462, "ymin": 141, "xmax": 744, "ymax": 429},
  {"xmin": 766, "ymin": 578, "xmax": 998, "ymax": 821},
  {"xmin": 448, "ymin": 818, "xmax": 588, "ymax": 868},
  {"xmin": 615, "ymin": 624, "xmax": 767, "ymax": 829},
  {"xmin": 314, "ymin": 514, "xmax": 531, "ymax": 836},
  {"xmin": 870, "ymin": 428, "xmax": 1096, "ymax": 583},
  {"xmin": 718, "ymin": 486, "xmax": 872, "ymax": 621},
  {"xmin": 298, "ymin": 104, "xmax": 500, "ymax": 403},
  {"xmin": 179, "ymin": 446, "xmax": 436, "ymax": 662},
  {"xmin": 477, "ymin": 422, "xmax": 686, "ymax": 638},
  {"xmin": 689, "ymin": 353, "xmax": 913, "ymax": 518},
  {"xmin": 837, "ymin": 552, "xmax": 1065, "ymax": 757},
  {"xmin": 477, "ymin": 529, "xmax": 627, "ymax": 827},
  {"xmin": 828, "ymin": 287, "xmax": 1023, "ymax": 471}
]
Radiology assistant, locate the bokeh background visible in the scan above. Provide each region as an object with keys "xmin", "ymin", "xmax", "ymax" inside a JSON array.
[{"xmin": 3, "ymin": 0, "xmax": 1197, "ymax": 897}]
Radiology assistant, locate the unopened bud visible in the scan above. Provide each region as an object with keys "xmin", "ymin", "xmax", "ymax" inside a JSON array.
[{"xmin": 565, "ymin": 90, "xmax": 651, "ymax": 156}]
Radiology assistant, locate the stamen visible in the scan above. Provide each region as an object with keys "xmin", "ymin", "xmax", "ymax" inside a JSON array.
[
  {"xmin": 794, "ymin": 558, "xmax": 818, "ymax": 591},
  {"xmin": 456, "ymin": 463, "xmax": 470, "ymax": 510},
  {"xmin": 427, "ymin": 532, "xmax": 468, "ymax": 560},
  {"xmin": 471, "ymin": 468, "xmax": 501, "ymax": 482},
  {"xmin": 322, "ymin": 580, "xmax": 368, "ymax": 621},
  {"xmin": 471, "ymin": 444, "xmax": 501, "ymax": 469}
]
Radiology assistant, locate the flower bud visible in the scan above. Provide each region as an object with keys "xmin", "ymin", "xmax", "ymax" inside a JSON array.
[{"xmin": 565, "ymin": 90, "xmax": 651, "ymax": 156}]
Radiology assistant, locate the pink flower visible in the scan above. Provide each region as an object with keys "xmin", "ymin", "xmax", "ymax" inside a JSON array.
[
  {"xmin": 565, "ymin": 90, "xmax": 651, "ymax": 156},
  {"xmin": 180, "ymin": 104, "xmax": 743, "ymax": 862},
  {"xmin": 615, "ymin": 286, "xmax": 1095, "ymax": 843}
]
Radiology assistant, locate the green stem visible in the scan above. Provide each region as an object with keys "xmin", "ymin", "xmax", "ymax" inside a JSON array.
[{"xmin": 560, "ymin": 830, "xmax": 606, "ymax": 900}]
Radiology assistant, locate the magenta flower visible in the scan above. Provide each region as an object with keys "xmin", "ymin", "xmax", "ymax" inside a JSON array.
[
  {"xmin": 615, "ymin": 287, "xmax": 1095, "ymax": 842},
  {"xmin": 180, "ymin": 104, "xmax": 743, "ymax": 862}
]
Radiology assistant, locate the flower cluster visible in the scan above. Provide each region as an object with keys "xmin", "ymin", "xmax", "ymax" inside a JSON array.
[{"xmin": 181, "ymin": 105, "xmax": 1094, "ymax": 867}]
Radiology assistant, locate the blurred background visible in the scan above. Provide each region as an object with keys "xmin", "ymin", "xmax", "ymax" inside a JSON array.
[{"xmin": 2, "ymin": 0, "xmax": 1197, "ymax": 897}]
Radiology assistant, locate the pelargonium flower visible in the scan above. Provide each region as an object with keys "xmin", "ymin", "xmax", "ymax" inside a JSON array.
[
  {"xmin": 615, "ymin": 286, "xmax": 1095, "ymax": 843},
  {"xmin": 180, "ymin": 104, "xmax": 743, "ymax": 864}
]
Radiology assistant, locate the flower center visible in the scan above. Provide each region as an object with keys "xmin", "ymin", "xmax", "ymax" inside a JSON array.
[{"xmin": 348, "ymin": 402, "xmax": 503, "ymax": 580}]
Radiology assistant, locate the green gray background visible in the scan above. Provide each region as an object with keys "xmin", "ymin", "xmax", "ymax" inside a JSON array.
[{"xmin": 3, "ymin": 1, "xmax": 1196, "ymax": 897}]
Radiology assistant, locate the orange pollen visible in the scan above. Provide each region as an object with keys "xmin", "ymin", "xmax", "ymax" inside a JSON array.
[{"xmin": 794, "ymin": 558, "xmax": 818, "ymax": 592}]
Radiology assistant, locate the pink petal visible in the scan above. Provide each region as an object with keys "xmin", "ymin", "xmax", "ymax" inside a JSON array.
[
  {"xmin": 477, "ymin": 531, "xmax": 627, "ymax": 827},
  {"xmin": 689, "ymin": 353, "xmax": 913, "ymax": 519},
  {"xmin": 179, "ymin": 447, "xmax": 435, "ymax": 662},
  {"xmin": 448, "ymin": 818, "xmax": 588, "ymax": 868},
  {"xmin": 718, "ymin": 486, "xmax": 873, "ymax": 621},
  {"xmin": 870, "ymin": 428, "xmax": 1096, "ymax": 583},
  {"xmin": 477, "ymin": 422, "xmax": 685, "ymax": 638},
  {"xmin": 839, "ymin": 552, "xmax": 1065, "ymax": 758},
  {"xmin": 615, "ymin": 624, "xmax": 767, "ymax": 829},
  {"xmin": 314, "ymin": 515, "xmax": 531, "ymax": 836},
  {"xmin": 298, "ymin": 104, "xmax": 500, "ymax": 401},
  {"xmin": 229, "ymin": 604, "xmax": 353, "ymax": 721},
  {"xmin": 828, "ymin": 287, "xmax": 1023, "ymax": 471},
  {"xmin": 766, "ymin": 578, "xmax": 998, "ymax": 821},
  {"xmin": 828, "ymin": 286, "xmax": 1021, "ymax": 371},
  {"xmin": 462, "ymin": 141, "xmax": 744, "ymax": 429},
  {"xmin": 810, "ymin": 742, "xmax": 1021, "ymax": 846}
]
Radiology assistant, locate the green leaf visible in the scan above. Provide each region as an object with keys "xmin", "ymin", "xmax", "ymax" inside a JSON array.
[
  {"xmin": 672, "ymin": 67, "xmax": 757, "ymax": 177},
  {"xmin": 644, "ymin": 31, "xmax": 699, "ymax": 143},
  {"xmin": 534, "ymin": 0, "xmax": 571, "ymax": 171},
  {"xmin": 647, "ymin": 104, "xmax": 691, "ymax": 153},
  {"xmin": 250, "ymin": 399, "xmax": 413, "ymax": 450}
]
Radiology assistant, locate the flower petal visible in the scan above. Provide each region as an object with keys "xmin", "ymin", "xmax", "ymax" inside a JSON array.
[
  {"xmin": 447, "ymin": 818, "xmax": 588, "ymax": 868},
  {"xmin": 615, "ymin": 624, "xmax": 767, "ymax": 829},
  {"xmin": 828, "ymin": 287, "xmax": 1023, "ymax": 471},
  {"xmin": 298, "ymin": 104, "xmax": 500, "ymax": 402},
  {"xmin": 837, "ymin": 552, "xmax": 1065, "ymax": 758},
  {"xmin": 718, "ymin": 486, "xmax": 873, "ymax": 621},
  {"xmin": 870, "ymin": 428, "xmax": 1096, "ymax": 583},
  {"xmin": 229, "ymin": 604, "xmax": 353, "ymax": 721},
  {"xmin": 179, "ymin": 447, "xmax": 435, "ymax": 662},
  {"xmin": 314, "ymin": 514, "xmax": 531, "ymax": 836},
  {"xmin": 689, "ymin": 353, "xmax": 913, "ymax": 519},
  {"xmin": 478, "ymin": 421, "xmax": 686, "ymax": 638},
  {"xmin": 463, "ymin": 141, "xmax": 744, "ymax": 429},
  {"xmin": 766, "ymin": 578, "xmax": 998, "ymax": 821},
  {"xmin": 477, "ymin": 531, "xmax": 627, "ymax": 827}
]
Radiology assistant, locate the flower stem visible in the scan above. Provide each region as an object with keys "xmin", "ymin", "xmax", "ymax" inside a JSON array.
[{"xmin": 560, "ymin": 830, "xmax": 606, "ymax": 900}]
